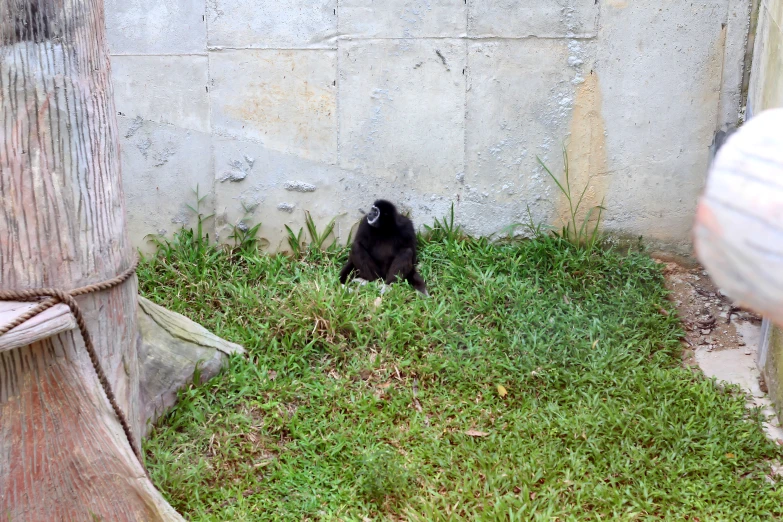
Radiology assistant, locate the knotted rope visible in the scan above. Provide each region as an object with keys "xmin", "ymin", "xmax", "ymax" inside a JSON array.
[{"xmin": 0, "ymin": 259, "xmax": 145, "ymax": 473}]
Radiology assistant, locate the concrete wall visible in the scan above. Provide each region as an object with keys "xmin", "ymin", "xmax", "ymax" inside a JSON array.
[
  {"xmin": 105, "ymin": 0, "xmax": 752, "ymax": 254},
  {"xmin": 749, "ymin": 0, "xmax": 783, "ymax": 421},
  {"xmin": 748, "ymin": 0, "xmax": 783, "ymax": 115}
]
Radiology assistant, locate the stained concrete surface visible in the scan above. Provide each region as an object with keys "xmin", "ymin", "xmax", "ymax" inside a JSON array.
[
  {"xmin": 209, "ymin": 49, "xmax": 337, "ymax": 163},
  {"xmin": 595, "ymin": 0, "xmax": 732, "ymax": 256}
]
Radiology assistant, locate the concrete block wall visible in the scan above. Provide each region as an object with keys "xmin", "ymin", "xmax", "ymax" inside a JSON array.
[{"xmin": 105, "ymin": 0, "xmax": 752, "ymax": 254}]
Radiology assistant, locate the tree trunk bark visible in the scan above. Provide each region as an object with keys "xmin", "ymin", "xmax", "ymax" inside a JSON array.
[{"xmin": 0, "ymin": 1, "xmax": 242, "ymax": 519}]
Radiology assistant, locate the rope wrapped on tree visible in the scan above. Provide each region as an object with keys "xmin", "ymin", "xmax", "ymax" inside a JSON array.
[{"xmin": 0, "ymin": 259, "xmax": 145, "ymax": 473}]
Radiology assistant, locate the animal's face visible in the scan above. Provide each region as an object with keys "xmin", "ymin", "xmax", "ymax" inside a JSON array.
[
  {"xmin": 366, "ymin": 205, "xmax": 381, "ymax": 227},
  {"xmin": 367, "ymin": 200, "xmax": 397, "ymax": 228}
]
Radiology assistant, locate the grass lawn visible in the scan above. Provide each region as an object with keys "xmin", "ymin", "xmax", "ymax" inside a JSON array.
[{"xmin": 139, "ymin": 228, "xmax": 783, "ymax": 521}]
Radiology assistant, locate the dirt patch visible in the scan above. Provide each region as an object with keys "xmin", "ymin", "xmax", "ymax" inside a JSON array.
[{"xmin": 655, "ymin": 259, "xmax": 762, "ymax": 365}]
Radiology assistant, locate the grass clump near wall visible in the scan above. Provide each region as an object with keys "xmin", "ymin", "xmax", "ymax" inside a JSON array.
[{"xmin": 139, "ymin": 228, "xmax": 783, "ymax": 520}]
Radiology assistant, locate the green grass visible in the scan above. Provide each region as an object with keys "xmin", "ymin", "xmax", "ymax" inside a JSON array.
[{"xmin": 139, "ymin": 229, "xmax": 783, "ymax": 521}]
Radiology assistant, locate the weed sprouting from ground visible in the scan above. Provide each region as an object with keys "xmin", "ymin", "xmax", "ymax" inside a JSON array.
[
  {"xmin": 420, "ymin": 203, "xmax": 464, "ymax": 243},
  {"xmin": 139, "ymin": 229, "xmax": 783, "ymax": 520},
  {"xmin": 285, "ymin": 211, "xmax": 338, "ymax": 257},
  {"xmin": 539, "ymin": 147, "xmax": 605, "ymax": 249}
]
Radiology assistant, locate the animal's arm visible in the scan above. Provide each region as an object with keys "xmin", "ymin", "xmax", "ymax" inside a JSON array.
[
  {"xmin": 385, "ymin": 247, "xmax": 414, "ymax": 285},
  {"xmin": 407, "ymin": 270, "xmax": 428, "ymax": 295},
  {"xmin": 397, "ymin": 218, "xmax": 419, "ymax": 258},
  {"xmin": 352, "ymin": 243, "xmax": 383, "ymax": 281},
  {"xmin": 339, "ymin": 259, "xmax": 355, "ymax": 283}
]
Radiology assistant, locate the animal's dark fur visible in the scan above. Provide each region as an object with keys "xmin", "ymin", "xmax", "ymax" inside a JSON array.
[{"xmin": 339, "ymin": 200, "xmax": 427, "ymax": 295}]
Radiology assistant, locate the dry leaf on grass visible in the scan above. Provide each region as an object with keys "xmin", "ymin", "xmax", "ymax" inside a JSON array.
[{"xmin": 465, "ymin": 430, "xmax": 489, "ymax": 437}]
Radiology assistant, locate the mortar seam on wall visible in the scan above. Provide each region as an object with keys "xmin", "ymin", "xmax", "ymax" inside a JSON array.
[
  {"xmin": 336, "ymin": 0, "xmax": 342, "ymax": 189},
  {"xmin": 333, "ymin": 35, "xmax": 599, "ymax": 40},
  {"xmin": 461, "ymin": 36, "xmax": 468, "ymax": 212},
  {"xmin": 336, "ymin": 0, "xmax": 342, "ymax": 241},
  {"xmin": 463, "ymin": 0, "xmax": 469, "ymax": 210},
  {"xmin": 205, "ymin": 0, "xmax": 217, "ymax": 236},
  {"xmin": 203, "ymin": 34, "xmax": 599, "ymax": 53},
  {"xmin": 109, "ymin": 53, "xmax": 209, "ymax": 57},
  {"xmin": 206, "ymin": 46, "xmax": 339, "ymax": 51}
]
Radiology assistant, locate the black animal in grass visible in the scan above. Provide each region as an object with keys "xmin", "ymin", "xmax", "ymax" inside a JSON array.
[{"xmin": 339, "ymin": 200, "xmax": 428, "ymax": 296}]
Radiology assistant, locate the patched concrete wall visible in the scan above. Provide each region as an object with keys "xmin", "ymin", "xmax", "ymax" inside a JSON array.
[{"xmin": 105, "ymin": 0, "xmax": 752, "ymax": 254}]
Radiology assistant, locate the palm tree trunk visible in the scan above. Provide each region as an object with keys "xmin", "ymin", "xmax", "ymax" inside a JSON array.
[{"xmin": 0, "ymin": 1, "xmax": 242, "ymax": 519}]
